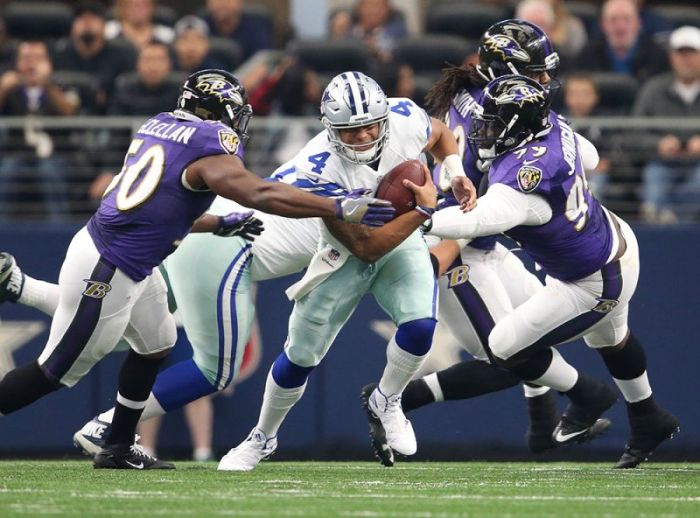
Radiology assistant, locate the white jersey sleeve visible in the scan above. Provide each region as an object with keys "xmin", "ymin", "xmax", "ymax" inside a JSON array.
[{"xmin": 207, "ymin": 196, "xmax": 320, "ymax": 281}]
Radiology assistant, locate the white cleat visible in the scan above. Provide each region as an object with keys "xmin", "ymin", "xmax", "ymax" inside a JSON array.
[
  {"xmin": 218, "ymin": 428, "xmax": 277, "ymax": 472},
  {"xmin": 73, "ymin": 415, "xmax": 141, "ymax": 456},
  {"xmin": 368, "ymin": 388, "xmax": 417, "ymax": 456}
]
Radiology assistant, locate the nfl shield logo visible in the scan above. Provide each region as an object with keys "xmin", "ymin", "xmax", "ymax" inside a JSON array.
[
  {"xmin": 328, "ymin": 249, "xmax": 340, "ymax": 261},
  {"xmin": 218, "ymin": 130, "xmax": 240, "ymax": 155}
]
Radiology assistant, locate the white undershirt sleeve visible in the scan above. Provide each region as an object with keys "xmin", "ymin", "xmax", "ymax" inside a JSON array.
[
  {"xmin": 575, "ymin": 132, "xmax": 600, "ymax": 171},
  {"xmin": 428, "ymin": 184, "xmax": 552, "ymax": 240}
]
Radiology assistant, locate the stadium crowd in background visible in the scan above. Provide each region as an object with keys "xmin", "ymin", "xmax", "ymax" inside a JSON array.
[{"xmin": 0, "ymin": 0, "xmax": 697, "ymax": 222}]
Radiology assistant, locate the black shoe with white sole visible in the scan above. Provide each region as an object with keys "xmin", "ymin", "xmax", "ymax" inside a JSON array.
[
  {"xmin": 94, "ymin": 443, "xmax": 175, "ymax": 470},
  {"xmin": 553, "ymin": 382, "xmax": 618, "ymax": 446}
]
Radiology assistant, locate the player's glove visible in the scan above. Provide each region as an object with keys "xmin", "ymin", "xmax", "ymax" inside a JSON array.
[
  {"xmin": 335, "ymin": 189, "xmax": 395, "ymax": 227},
  {"xmin": 215, "ymin": 211, "xmax": 265, "ymax": 241}
]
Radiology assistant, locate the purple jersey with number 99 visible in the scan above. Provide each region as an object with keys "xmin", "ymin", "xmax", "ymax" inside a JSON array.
[
  {"xmin": 488, "ymin": 114, "xmax": 613, "ymax": 281},
  {"xmin": 87, "ymin": 112, "xmax": 244, "ymax": 281}
]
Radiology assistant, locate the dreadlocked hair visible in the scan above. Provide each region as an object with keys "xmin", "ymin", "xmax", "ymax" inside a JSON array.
[{"xmin": 425, "ymin": 64, "xmax": 486, "ymax": 119}]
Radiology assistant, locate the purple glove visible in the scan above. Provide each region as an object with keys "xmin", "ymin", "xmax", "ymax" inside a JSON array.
[
  {"xmin": 334, "ymin": 188, "xmax": 395, "ymax": 227},
  {"xmin": 215, "ymin": 211, "xmax": 265, "ymax": 241}
]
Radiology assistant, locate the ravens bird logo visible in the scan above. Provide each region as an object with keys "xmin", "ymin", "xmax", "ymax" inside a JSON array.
[
  {"xmin": 196, "ymin": 74, "xmax": 244, "ymax": 104},
  {"xmin": 483, "ymin": 35, "xmax": 531, "ymax": 63},
  {"xmin": 495, "ymin": 81, "xmax": 547, "ymax": 108}
]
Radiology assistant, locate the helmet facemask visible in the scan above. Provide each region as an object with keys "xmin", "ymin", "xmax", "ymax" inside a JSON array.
[
  {"xmin": 320, "ymin": 72, "xmax": 390, "ymax": 165},
  {"xmin": 469, "ymin": 75, "xmax": 551, "ymax": 161},
  {"xmin": 323, "ymin": 115, "xmax": 390, "ymax": 165}
]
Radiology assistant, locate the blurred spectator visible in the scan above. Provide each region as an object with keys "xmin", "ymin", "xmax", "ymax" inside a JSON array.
[
  {"xmin": 0, "ymin": 18, "xmax": 16, "ymax": 75},
  {"xmin": 575, "ymin": 0, "xmax": 668, "ymax": 83},
  {"xmin": 271, "ymin": 61, "xmax": 322, "ymax": 116},
  {"xmin": 53, "ymin": 1, "xmax": 136, "ymax": 112},
  {"xmin": 203, "ymin": 0, "xmax": 273, "ymax": 62},
  {"xmin": 106, "ymin": 0, "xmax": 175, "ymax": 49},
  {"xmin": 173, "ymin": 15, "xmax": 225, "ymax": 73},
  {"xmin": 633, "ymin": 26, "xmax": 700, "ymax": 223},
  {"xmin": 561, "ymin": 73, "xmax": 613, "ymax": 200},
  {"xmin": 635, "ymin": 0, "xmax": 674, "ymax": 37},
  {"xmin": 516, "ymin": 0, "xmax": 587, "ymax": 63},
  {"xmin": 329, "ymin": 0, "xmax": 408, "ymax": 63},
  {"xmin": 0, "ymin": 41, "xmax": 78, "ymax": 220},
  {"xmin": 109, "ymin": 41, "xmax": 180, "ymax": 115}
]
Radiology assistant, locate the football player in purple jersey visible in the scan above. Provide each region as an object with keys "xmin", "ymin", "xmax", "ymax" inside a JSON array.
[
  {"xmin": 428, "ymin": 75, "xmax": 679, "ymax": 469},
  {"xmin": 362, "ymin": 20, "xmax": 611, "ymax": 467},
  {"xmin": 0, "ymin": 69, "xmax": 394, "ymax": 470}
]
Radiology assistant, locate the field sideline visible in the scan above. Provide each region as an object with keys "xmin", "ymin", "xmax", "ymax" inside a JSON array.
[{"xmin": 1, "ymin": 461, "xmax": 699, "ymax": 517}]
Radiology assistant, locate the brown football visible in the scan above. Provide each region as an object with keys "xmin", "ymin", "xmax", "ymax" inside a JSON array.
[{"xmin": 375, "ymin": 159, "xmax": 426, "ymax": 217}]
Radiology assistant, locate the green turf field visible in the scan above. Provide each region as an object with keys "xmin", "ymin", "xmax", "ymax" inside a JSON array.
[{"xmin": 0, "ymin": 461, "xmax": 699, "ymax": 517}]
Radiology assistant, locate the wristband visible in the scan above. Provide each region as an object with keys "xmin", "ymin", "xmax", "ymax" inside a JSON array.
[
  {"xmin": 442, "ymin": 154, "xmax": 467, "ymax": 179},
  {"xmin": 415, "ymin": 204, "xmax": 435, "ymax": 218}
]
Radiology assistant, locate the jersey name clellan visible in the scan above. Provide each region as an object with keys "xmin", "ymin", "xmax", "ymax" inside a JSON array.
[{"xmin": 137, "ymin": 119, "xmax": 198, "ymax": 144}]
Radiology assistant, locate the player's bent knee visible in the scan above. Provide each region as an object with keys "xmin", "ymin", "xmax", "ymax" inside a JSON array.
[
  {"xmin": 272, "ymin": 351, "xmax": 315, "ymax": 389},
  {"xmin": 395, "ymin": 318, "xmax": 436, "ymax": 356},
  {"xmin": 488, "ymin": 320, "xmax": 522, "ymax": 362}
]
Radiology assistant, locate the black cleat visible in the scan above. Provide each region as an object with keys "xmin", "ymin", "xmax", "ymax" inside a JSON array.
[
  {"xmin": 553, "ymin": 382, "xmax": 618, "ymax": 446},
  {"xmin": 361, "ymin": 383, "xmax": 394, "ymax": 467},
  {"xmin": 0, "ymin": 253, "xmax": 24, "ymax": 304},
  {"xmin": 94, "ymin": 443, "xmax": 175, "ymax": 470},
  {"xmin": 614, "ymin": 409, "xmax": 680, "ymax": 469},
  {"xmin": 526, "ymin": 390, "xmax": 560, "ymax": 453}
]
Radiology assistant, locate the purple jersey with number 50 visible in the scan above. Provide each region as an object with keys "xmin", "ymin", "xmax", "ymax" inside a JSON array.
[
  {"xmin": 489, "ymin": 114, "xmax": 613, "ymax": 281},
  {"xmin": 87, "ymin": 112, "xmax": 244, "ymax": 281}
]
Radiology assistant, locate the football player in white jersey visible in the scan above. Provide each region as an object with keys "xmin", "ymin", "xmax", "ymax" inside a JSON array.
[{"xmin": 217, "ymin": 71, "xmax": 477, "ymax": 471}]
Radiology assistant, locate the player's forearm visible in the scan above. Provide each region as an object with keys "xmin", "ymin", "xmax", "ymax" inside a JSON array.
[
  {"xmin": 325, "ymin": 210, "xmax": 427, "ymax": 263},
  {"xmin": 429, "ymin": 188, "xmax": 533, "ymax": 239},
  {"xmin": 425, "ymin": 117, "xmax": 460, "ymax": 162},
  {"xmin": 245, "ymin": 181, "xmax": 336, "ymax": 218},
  {"xmin": 190, "ymin": 214, "xmax": 218, "ymax": 233}
]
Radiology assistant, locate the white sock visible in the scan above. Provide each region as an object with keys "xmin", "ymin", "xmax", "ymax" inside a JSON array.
[
  {"xmin": 18, "ymin": 276, "xmax": 59, "ymax": 316},
  {"xmin": 140, "ymin": 393, "xmax": 167, "ymax": 420},
  {"xmin": 378, "ymin": 336, "xmax": 429, "ymax": 397},
  {"xmin": 614, "ymin": 372, "xmax": 652, "ymax": 403},
  {"xmin": 531, "ymin": 349, "xmax": 578, "ymax": 393},
  {"xmin": 423, "ymin": 372, "xmax": 444, "ymax": 402},
  {"xmin": 523, "ymin": 384, "xmax": 550, "ymax": 398},
  {"xmin": 193, "ymin": 447, "xmax": 213, "ymax": 461},
  {"xmin": 97, "ymin": 393, "xmax": 166, "ymax": 424},
  {"xmin": 256, "ymin": 368, "xmax": 306, "ymax": 437}
]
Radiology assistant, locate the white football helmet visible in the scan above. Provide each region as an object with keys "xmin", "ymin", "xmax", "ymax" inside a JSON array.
[{"xmin": 320, "ymin": 72, "xmax": 390, "ymax": 164}]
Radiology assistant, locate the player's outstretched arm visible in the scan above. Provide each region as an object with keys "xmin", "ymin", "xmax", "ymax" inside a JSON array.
[
  {"xmin": 324, "ymin": 167, "xmax": 437, "ymax": 263},
  {"xmin": 424, "ymin": 117, "xmax": 477, "ymax": 210},
  {"xmin": 187, "ymin": 154, "xmax": 394, "ymax": 225},
  {"xmin": 191, "ymin": 211, "xmax": 265, "ymax": 241}
]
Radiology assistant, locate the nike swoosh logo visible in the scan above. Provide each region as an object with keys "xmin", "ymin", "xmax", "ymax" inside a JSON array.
[
  {"xmin": 346, "ymin": 206, "xmax": 359, "ymax": 216},
  {"xmin": 523, "ymin": 159, "xmax": 539, "ymax": 165},
  {"xmin": 125, "ymin": 461, "xmax": 144, "ymax": 469},
  {"xmin": 553, "ymin": 428, "xmax": 588, "ymax": 443}
]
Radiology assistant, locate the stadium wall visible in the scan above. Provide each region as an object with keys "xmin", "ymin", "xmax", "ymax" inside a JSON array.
[{"xmin": 0, "ymin": 223, "xmax": 698, "ymax": 461}]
